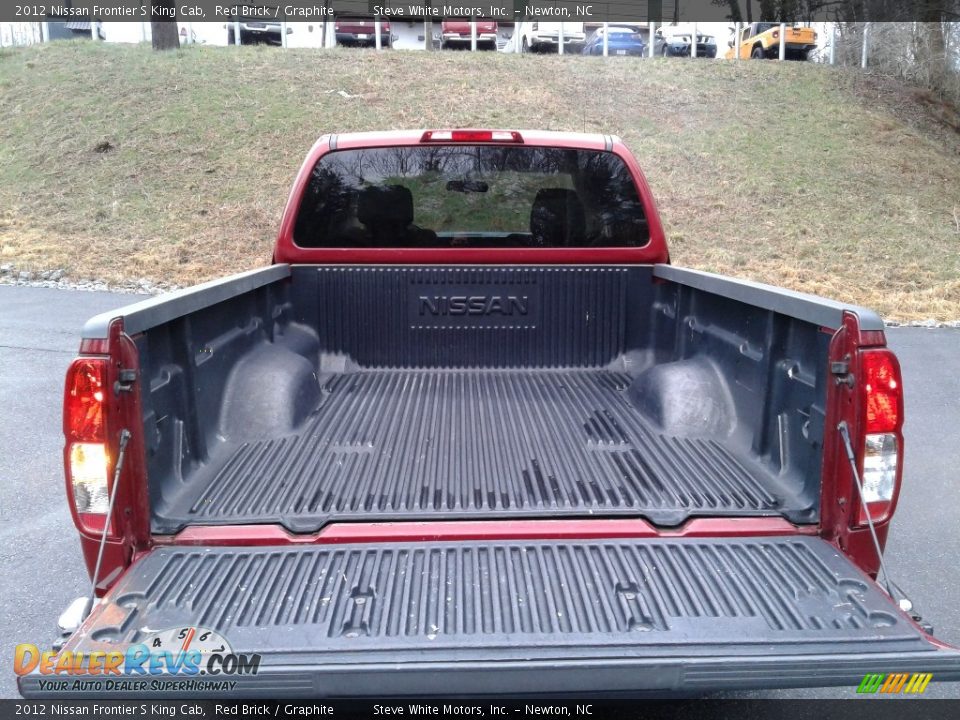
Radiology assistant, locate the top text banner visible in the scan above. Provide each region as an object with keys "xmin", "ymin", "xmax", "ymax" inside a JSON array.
[{"xmin": 3, "ymin": 0, "xmax": 958, "ymax": 23}]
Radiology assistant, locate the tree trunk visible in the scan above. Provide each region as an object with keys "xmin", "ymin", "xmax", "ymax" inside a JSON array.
[
  {"xmin": 151, "ymin": 0, "xmax": 180, "ymax": 51},
  {"xmin": 722, "ymin": 0, "xmax": 744, "ymax": 23},
  {"xmin": 919, "ymin": 2, "xmax": 947, "ymax": 95},
  {"xmin": 424, "ymin": 21, "xmax": 434, "ymax": 50}
]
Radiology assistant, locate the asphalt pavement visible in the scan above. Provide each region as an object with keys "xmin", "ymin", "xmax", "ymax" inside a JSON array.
[{"xmin": 0, "ymin": 285, "xmax": 958, "ymax": 699}]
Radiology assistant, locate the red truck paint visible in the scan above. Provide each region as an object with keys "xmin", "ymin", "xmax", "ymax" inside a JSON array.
[
  {"xmin": 442, "ymin": 19, "xmax": 498, "ymax": 35},
  {"xmin": 151, "ymin": 517, "xmax": 816, "ymax": 548}
]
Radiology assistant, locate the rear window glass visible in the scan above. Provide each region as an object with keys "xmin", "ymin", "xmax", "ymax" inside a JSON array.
[{"xmin": 293, "ymin": 145, "xmax": 649, "ymax": 249}]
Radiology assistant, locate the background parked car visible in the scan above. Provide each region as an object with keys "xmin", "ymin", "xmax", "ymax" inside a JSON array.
[
  {"xmin": 335, "ymin": 17, "xmax": 392, "ymax": 47},
  {"xmin": 225, "ymin": 5, "xmax": 289, "ymax": 46},
  {"xmin": 582, "ymin": 25, "xmax": 647, "ymax": 56},
  {"xmin": 226, "ymin": 20, "xmax": 288, "ymax": 46},
  {"xmin": 440, "ymin": 19, "xmax": 498, "ymax": 50},
  {"xmin": 725, "ymin": 22, "xmax": 818, "ymax": 60},
  {"xmin": 654, "ymin": 26, "xmax": 717, "ymax": 57},
  {"xmin": 518, "ymin": 22, "xmax": 586, "ymax": 53}
]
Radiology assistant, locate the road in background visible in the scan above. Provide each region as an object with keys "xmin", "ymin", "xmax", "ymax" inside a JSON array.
[{"xmin": 0, "ymin": 285, "xmax": 957, "ymax": 699}]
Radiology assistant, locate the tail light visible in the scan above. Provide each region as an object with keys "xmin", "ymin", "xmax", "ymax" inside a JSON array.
[
  {"xmin": 856, "ymin": 349, "xmax": 904, "ymax": 525},
  {"xmin": 772, "ymin": 30, "xmax": 780, "ymax": 39},
  {"xmin": 421, "ymin": 130, "xmax": 523, "ymax": 143},
  {"xmin": 64, "ymin": 358, "xmax": 111, "ymax": 534},
  {"xmin": 334, "ymin": 21, "xmax": 340, "ymax": 31}
]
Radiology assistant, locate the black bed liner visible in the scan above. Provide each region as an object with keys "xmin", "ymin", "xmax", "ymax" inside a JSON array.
[
  {"xmin": 153, "ymin": 369, "xmax": 809, "ymax": 533},
  {"xmin": 22, "ymin": 536, "xmax": 960, "ymax": 697}
]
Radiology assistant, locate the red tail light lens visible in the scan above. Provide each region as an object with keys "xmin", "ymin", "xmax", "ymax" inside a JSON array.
[
  {"xmin": 65, "ymin": 359, "xmax": 106, "ymax": 442},
  {"xmin": 862, "ymin": 350, "xmax": 902, "ymax": 433},
  {"xmin": 772, "ymin": 30, "xmax": 780, "ymax": 39}
]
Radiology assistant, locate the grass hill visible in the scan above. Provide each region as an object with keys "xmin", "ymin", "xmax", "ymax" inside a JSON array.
[{"xmin": 1, "ymin": 41, "xmax": 959, "ymax": 321}]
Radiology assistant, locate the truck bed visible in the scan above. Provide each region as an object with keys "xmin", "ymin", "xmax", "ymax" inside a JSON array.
[
  {"xmin": 154, "ymin": 368, "xmax": 794, "ymax": 532},
  {"xmin": 82, "ymin": 264, "xmax": 883, "ymax": 535}
]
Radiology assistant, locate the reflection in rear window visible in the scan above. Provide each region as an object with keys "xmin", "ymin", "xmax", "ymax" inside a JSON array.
[{"xmin": 293, "ymin": 146, "xmax": 649, "ymax": 249}]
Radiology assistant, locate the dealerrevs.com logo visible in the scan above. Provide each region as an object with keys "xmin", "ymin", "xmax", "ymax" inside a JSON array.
[{"xmin": 15, "ymin": 627, "xmax": 261, "ymax": 693}]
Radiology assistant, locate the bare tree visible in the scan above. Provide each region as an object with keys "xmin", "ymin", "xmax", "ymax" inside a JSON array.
[
  {"xmin": 712, "ymin": 0, "xmax": 745, "ymax": 22},
  {"xmin": 919, "ymin": 1, "xmax": 949, "ymax": 90},
  {"xmin": 150, "ymin": 0, "xmax": 180, "ymax": 51}
]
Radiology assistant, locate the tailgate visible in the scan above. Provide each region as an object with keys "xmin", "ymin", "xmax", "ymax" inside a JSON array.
[
  {"xmin": 21, "ymin": 536, "xmax": 960, "ymax": 697},
  {"xmin": 788, "ymin": 27, "xmax": 816, "ymax": 42}
]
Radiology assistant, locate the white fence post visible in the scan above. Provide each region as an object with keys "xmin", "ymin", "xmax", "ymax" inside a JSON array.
[
  {"xmin": 648, "ymin": 21, "xmax": 655, "ymax": 57},
  {"xmin": 733, "ymin": 22, "xmax": 739, "ymax": 61},
  {"xmin": 691, "ymin": 22, "xmax": 697, "ymax": 58},
  {"xmin": 91, "ymin": 21, "xmax": 97, "ymax": 41},
  {"xmin": 829, "ymin": 22, "xmax": 836, "ymax": 65},
  {"xmin": 471, "ymin": 16, "xmax": 477, "ymax": 51},
  {"xmin": 281, "ymin": 18, "xmax": 288, "ymax": 48},
  {"xmin": 861, "ymin": 22, "xmax": 869, "ymax": 68},
  {"xmin": 602, "ymin": 22, "xmax": 608, "ymax": 56},
  {"xmin": 41, "ymin": 21, "xmax": 50, "ymax": 42},
  {"xmin": 234, "ymin": 19, "xmax": 241, "ymax": 45},
  {"xmin": 558, "ymin": 23, "xmax": 564, "ymax": 55},
  {"xmin": 375, "ymin": 16, "xmax": 382, "ymax": 50},
  {"xmin": 779, "ymin": 22, "xmax": 786, "ymax": 60}
]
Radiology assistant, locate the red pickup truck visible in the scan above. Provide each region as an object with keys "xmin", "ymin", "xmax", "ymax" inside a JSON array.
[
  {"xmin": 334, "ymin": 17, "xmax": 391, "ymax": 48},
  {"xmin": 22, "ymin": 129, "xmax": 960, "ymax": 697},
  {"xmin": 441, "ymin": 19, "xmax": 498, "ymax": 50}
]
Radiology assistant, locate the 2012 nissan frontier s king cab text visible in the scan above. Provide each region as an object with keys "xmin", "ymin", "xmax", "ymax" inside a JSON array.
[{"xmin": 21, "ymin": 129, "xmax": 960, "ymax": 697}]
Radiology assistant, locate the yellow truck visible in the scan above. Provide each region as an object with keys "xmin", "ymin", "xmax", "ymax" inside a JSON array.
[{"xmin": 725, "ymin": 22, "xmax": 818, "ymax": 60}]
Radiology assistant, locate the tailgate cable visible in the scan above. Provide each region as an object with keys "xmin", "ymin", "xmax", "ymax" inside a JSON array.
[
  {"xmin": 837, "ymin": 421, "xmax": 918, "ymax": 617},
  {"xmin": 81, "ymin": 428, "xmax": 131, "ymax": 621}
]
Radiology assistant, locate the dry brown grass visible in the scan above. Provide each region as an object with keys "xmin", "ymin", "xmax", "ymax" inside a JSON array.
[{"xmin": 2, "ymin": 42, "xmax": 959, "ymax": 320}]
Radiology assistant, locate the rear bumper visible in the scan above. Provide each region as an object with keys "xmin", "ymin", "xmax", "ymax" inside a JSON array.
[
  {"xmin": 336, "ymin": 32, "xmax": 390, "ymax": 46},
  {"xmin": 20, "ymin": 649, "xmax": 960, "ymax": 698},
  {"xmin": 531, "ymin": 34, "xmax": 585, "ymax": 46},
  {"xmin": 597, "ymin": 46, "xmax": 646, "ymax": 56},
  {"xmin": 442, "ymin": 33, "xmax": 497, "ymax": 43}
]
